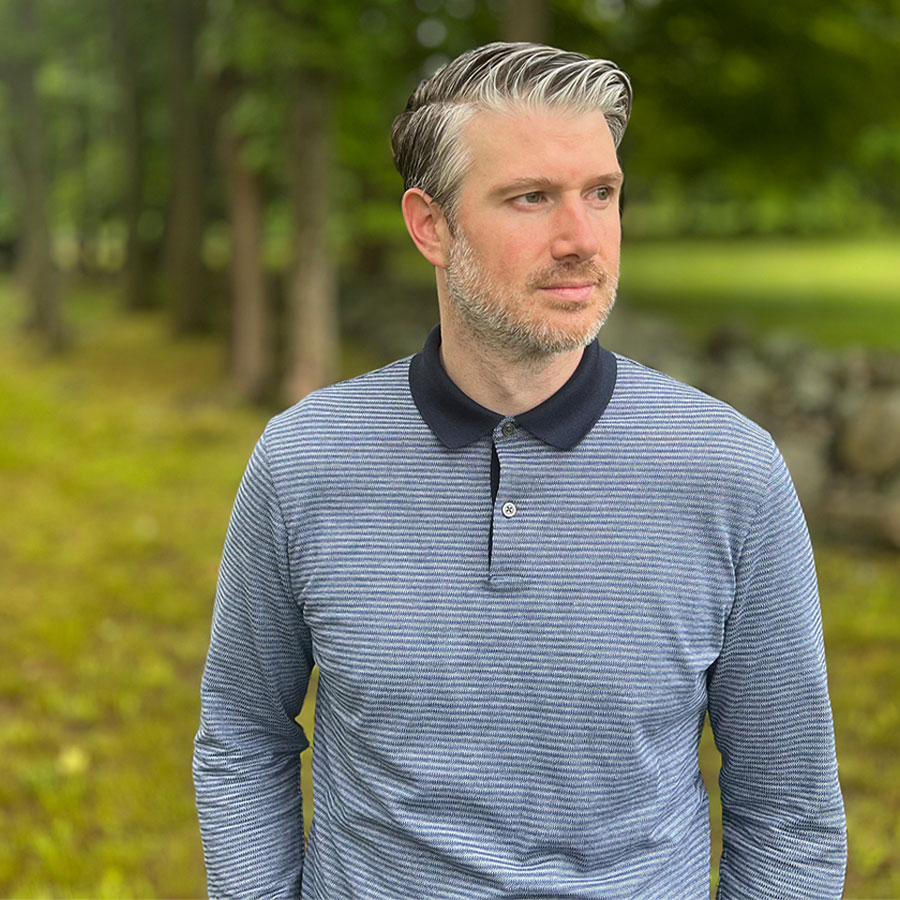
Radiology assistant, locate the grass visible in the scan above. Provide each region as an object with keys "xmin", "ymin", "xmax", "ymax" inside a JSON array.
[
  {"xmin": 1, "ymin": 256, "xmax": 898, "ymax": 898},
  {"xmin": 620, "ymin": 236, "xmax": 900, "ymax": 349},
  {"xmin": 0, "ymin": 300, "xmax": 265, "ymax": 898}
]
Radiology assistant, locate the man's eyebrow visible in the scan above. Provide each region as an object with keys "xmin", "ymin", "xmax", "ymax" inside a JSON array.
[{"xmin": 490, "ymin": 172, "xmax": 624, "ymax": 197}]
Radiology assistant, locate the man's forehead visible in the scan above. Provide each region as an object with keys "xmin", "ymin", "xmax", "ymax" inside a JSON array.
[
  {"xmin": 460, "ymin": 106, "xmax": 621, "ymax": 184},
  {"xmin": 463, "ymin": 104, "xmax": 614, "ymax": 139}
]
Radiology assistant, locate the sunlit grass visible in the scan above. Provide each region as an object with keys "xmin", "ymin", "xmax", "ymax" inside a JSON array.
[
  {"xmin": 621, "ymin": 236, "xmax": 900, "ymax": 348},
  {"xmin": 1, "ymin": 272, "xmax": 898, "ymax": 898}
]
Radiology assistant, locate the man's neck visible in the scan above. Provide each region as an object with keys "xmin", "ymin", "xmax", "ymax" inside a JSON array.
[{"xmin": 437, "ymin": 313, "xmax": 585, "ymax": 417}]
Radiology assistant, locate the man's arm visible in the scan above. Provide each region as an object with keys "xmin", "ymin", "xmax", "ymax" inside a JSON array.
[
  {"xmin": 193, "ymin": 433, "xmax": 313, "ymax": 899},
  {"xmin": 707, "ymin": 441, "xmax": 846, "ymax": 900}
]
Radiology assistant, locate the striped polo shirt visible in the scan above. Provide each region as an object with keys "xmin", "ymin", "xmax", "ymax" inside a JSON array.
[{"xmin": 193, "ymin": 327, "xmax": 846, "ymax": 899}]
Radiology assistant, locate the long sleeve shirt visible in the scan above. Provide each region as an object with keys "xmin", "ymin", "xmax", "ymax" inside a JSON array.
[{"xmin": 193, "ymin": 328, "xmax": 846, "ymax": 899}]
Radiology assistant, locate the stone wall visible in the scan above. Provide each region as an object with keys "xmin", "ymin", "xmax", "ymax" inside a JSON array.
[{"xmin": 603, "ymin": 308, "xmax": 900, "ymax": 548}]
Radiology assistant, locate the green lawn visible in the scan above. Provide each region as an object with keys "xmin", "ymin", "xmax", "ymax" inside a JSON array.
[
  {"xmin": 620, "ymin": 236, "xmax": 900, "ymax": 348},
  {"xmin": 1, "ymin": 263, "xmax": 898, "ymax": 897}
]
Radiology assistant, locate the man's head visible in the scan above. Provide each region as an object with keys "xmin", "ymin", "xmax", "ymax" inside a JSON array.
[
  {"xmin": 396, "ymin": 43, "xmax": 632, "ymax": 361},
  {"xmin": 392, "ymin": 42, "xmax": 632, "ymax": 229}
]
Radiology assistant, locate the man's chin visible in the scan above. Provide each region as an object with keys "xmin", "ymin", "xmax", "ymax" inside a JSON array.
[
  {"xmin": 533, "ymin": 301, "xmax": 614, "ymax": 351},
  {"xmin": 510, "ymin": 319, "xmax": 606, "ymax": 358}
]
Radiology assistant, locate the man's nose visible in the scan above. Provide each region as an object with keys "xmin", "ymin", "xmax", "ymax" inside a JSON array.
[{"xmin": 549, "ymin": 196, "xmax": 601, "ymax": 261}]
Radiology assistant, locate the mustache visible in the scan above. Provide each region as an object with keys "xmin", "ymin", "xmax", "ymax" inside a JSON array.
[{"xmin": 527, "ymin": 261, "xmax": 608, "ymax": 289}]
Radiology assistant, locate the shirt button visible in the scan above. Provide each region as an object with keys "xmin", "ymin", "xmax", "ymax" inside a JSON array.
[
  {"xmin": 501, "ymin": 422, "xmax": 516, "ymax": 437},
  {"xmin": 501, "ymin": 501, "xmax": 517, "ymax": 518}
]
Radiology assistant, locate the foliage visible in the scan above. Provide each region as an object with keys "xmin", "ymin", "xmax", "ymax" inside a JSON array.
[
  {"xmin": 0, "ymin": 0, "xmax": 170, "ymax": 260},
  {"xmin": 558, "ymin": 0, "xmax": 900, "ymax": 234},
  {"xmin": 1, "ymin": 0, "xmax": 898, "ymax": 270}
]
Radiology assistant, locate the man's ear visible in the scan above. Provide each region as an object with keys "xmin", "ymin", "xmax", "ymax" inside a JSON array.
[{"xmin": 401, "ymin": 188, "xmax": 450, "ymax": 268}]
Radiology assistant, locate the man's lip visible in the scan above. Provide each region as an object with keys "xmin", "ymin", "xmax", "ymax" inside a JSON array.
[{"xmin": 537, "ymin": 283, "xmax": 596, "ymax": 301}]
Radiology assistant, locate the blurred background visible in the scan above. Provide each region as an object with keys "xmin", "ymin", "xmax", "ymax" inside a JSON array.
[{"xmin": 1, "ymin": 0, "xmax": 898, "ymax": 897}]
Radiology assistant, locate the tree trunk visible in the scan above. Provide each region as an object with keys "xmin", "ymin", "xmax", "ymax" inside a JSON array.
[
  {"xmin": 110, "ymin": 0, "xmax": 151, "ymax": 310},
  {"xmin": 163, "ymin": 0, "xmax": 208, "ymax": 333},
  {"xmin": 3, "ymin": 0, "xmax": 65, "ymax": 351},
  {"xmin": 501, "ymin": 0, "xmax": 551, "ymax": 43},
  {"xmin": 282, "ymin": 69, "xmax": 339, "ymax": 403},
  {"xmin": 218, "ymin": 77, "xmax": 271, "ymax": 403}
]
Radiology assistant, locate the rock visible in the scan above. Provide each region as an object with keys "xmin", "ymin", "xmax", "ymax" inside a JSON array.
[
  {"xmin": 823, "ymin": 486, "xmax": 880, "ymax": 543},
  {"xmin": 595, "ymin": 306, "xmax": 900, "ymax": 547},
  {"xmin": 785, "ymin": 349, "xmax": 838, "ymax": 416},
  {"xmin": 701, "ymin": 350, "xmax": 778, "ymax": 423},
  {"xmin": 644, "ymin": 351, "xmax": 705, "ymax": 389},
  {"xmin": 774, "ymin": 423, "xmax": 832, "ymax": 515},
  {"xmin": 705, "ymin": 321, "xmax": 754, "ymax": 362},
  {"xmin": 833, "ymin": 386, "xmax": 868, "ymax": 429},
  {"xmin": 758, "ymin": 330, "xmax": 812, "ymax": 367},
  {"xmin": 883, "ymin": 475, "xmax": 900, "ymax": 549},
  {"xmin": 871, "ymin": 352, "xmax": 900, "ymax": 388},
  {"xmin": 836, "ymin": 389, "xmax": 900, "ymax": 477},
  {"xmin": 602, "ymin": 307, "xmax": 690, "ymax": 366},
  {"xmin": 836, "ymin": 346, "xmax": 873, "ymax": 393},
  {"xmin": 825, "ymin": 478, "xmax": 900, "ymax": 550}
]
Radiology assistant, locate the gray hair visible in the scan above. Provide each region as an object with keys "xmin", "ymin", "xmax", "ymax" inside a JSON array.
[{"xmin": 391, "ymin": 42, "xmax": 632, "ymax": 226}]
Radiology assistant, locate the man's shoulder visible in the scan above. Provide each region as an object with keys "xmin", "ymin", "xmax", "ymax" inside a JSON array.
[
  {"xmin": 613, "ymin": 352, "xmax": 770, "ymax": 435},
  {"xmin": 261, "ymin": 354, "xmax": 418, "ymax": 453},
  {"xmin": 609, "ymin": 351, "xmax": 776, "ymax": 472}
]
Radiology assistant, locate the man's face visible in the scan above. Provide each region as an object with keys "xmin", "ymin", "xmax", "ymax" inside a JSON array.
[{"xmin": 442, "ymin": 106, "xmax": 623, "ymax": 359}]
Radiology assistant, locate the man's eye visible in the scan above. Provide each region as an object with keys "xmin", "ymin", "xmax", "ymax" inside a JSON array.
[
  {"xmin": 520, "ymin": 192, "xmax": 544, "ymax": 204},
  {"xmin": 593, "ymin": 186, "xmax": 611, "ymax": 201}
]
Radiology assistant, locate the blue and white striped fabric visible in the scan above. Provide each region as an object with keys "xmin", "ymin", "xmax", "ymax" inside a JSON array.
[{"xmin": 193, "ymin": 351, "xmax": 846, "ymax": 899}]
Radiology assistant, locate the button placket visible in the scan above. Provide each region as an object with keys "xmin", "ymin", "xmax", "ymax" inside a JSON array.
[
  {"xmin": 496, "ymin": 419, "xmax": 519, "ymax": 526},
  {"xmin": 489, "ymin": 420, "xmax": 527, "ymax": 584}
]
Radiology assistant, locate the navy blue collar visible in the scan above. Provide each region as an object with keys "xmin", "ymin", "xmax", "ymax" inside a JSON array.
[{"xmin": 408, "ymin": 325, "xmax": 617, "ymax": 451}]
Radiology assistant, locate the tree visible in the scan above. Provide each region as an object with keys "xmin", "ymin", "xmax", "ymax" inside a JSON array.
[
  {"xmin": 0, "ymin": 0, "xmax": 65, "ymax": 351},
  {"xmin": 163, "ymin": 0, "xmax": 209, "ymax": 333},
  {"xmin": 109, "ymin": 0, "xmax": 154, "ymax": 310},
  {"xmin": 501, "ymin": 0, "xmax": 551, "ymax": 43},
  {"xmin": 202, "ymin": 0, "xmax": 405, "ymax": 403},
  {"xmin": 216, "ymin": 68, "xmax": 271, "ymax": 402},
  {"xmin": 557, "ymin": 0, "xmax": 900, "ymax": 233},
  {"xmin": 282, "ymin": 65, "xmax": 339, "ymax": 402}
]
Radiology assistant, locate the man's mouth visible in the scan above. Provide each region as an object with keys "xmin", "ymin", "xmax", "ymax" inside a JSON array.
[{"xmin": 537, "ymin": 283, "xmax": 596, "ymax": 302}]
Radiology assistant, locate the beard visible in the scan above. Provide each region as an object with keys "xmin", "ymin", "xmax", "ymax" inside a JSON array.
[{"xmin": 444, "ymin": 228, "xmax": 618, "ymax": 362}]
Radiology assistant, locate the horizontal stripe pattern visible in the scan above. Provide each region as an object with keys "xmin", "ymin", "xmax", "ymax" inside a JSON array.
[{"xmin": 194, "ymin": 352, "xmax": 846, "ymax": 899}]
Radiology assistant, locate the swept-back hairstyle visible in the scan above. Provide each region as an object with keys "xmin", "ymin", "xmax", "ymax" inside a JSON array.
[{"xmin": 391, "ymin": 42, "xmax": 632, "ymax": 225}]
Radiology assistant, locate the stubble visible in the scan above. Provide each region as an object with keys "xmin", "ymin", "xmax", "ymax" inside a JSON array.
[{"xmin": 445, "ymin": 229, "xmax": 618, "ymax": 363}]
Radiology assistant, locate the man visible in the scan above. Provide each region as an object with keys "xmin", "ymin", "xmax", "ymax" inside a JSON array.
[{"xmin": 193, "ymin": 43, "xmax": 846, "ymax": 899}]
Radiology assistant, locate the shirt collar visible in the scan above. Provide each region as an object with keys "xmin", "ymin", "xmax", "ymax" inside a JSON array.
[{"xmin": 408, "ymin": 325, "xmax": 617, "ymax": 451}]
